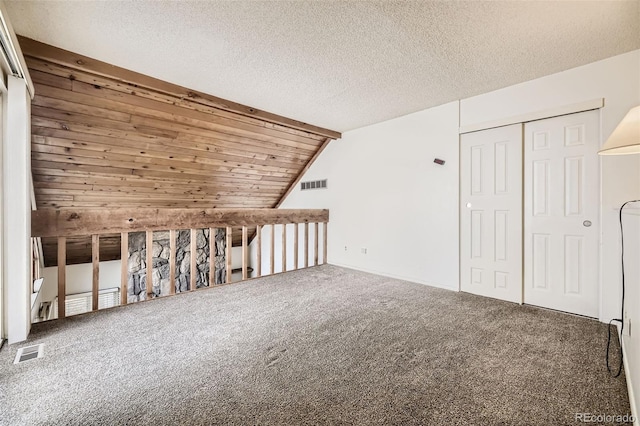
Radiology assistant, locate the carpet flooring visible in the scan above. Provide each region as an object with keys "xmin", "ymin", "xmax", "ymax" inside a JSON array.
[{"xmin": 0, "ymin": 265, "xmax": 631, "ymax": 425}]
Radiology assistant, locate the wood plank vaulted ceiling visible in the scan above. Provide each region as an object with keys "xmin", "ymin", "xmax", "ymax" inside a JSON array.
[{"xmin": 21, "ymin": 37, "xmax": 340, "ymax": 267}]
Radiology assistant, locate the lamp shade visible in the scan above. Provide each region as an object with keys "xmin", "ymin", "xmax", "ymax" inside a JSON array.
[{"xmin": 598, "ymin": 105, "xmax": 640, "ymax": 155}]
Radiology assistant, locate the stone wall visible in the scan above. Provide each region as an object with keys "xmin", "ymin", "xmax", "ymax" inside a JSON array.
[{"xmin": 127, "ymin": 228, "xmax": 226, "ymax": 302}]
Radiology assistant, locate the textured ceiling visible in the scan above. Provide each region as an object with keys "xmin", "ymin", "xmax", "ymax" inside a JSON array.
[{"xmin": 5, "ymin": 1, "xmax": 640, "ymax": 132}]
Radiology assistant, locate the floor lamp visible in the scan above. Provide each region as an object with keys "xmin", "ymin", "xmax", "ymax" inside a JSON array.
[{"xmin": 598, "ymin": 105, "xmax": 640, "ymax": 377}]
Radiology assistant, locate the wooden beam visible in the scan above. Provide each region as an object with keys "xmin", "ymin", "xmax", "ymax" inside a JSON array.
[
  {"xmin": 256, "ymin": 225, "xmax": 262, "ymax": 278},
  {"xmin": 92, "ymin": 234, "xmax": 99, "ymax": 311},
  {"xmin": 270, "ymin": 224, "xmax": 275, "ymax": 274},
  {"xmin": 120, "ymin": 232, "xmax": 128, "ymax": 305},
  {"xmin": 169, "ymin": 230, "xmax": 176, "ymax": 294},
  {"xmin": 304, "ymin": 223, "xmax": 309, "ymax": 268},
  {"xmin": 323, "ymin": 222, "xmax": 328, "ymax": 265},
  {"xmin": 19, "ymin": 36, "xmax": 341, "ymax": 140},
  {"xmin": 314, "ymin": 223, "xmax": 319, "ymax": 266},
  {"xmin": 146, "ymin": 230, "xmax": 153, "ymax": 297},
  {"xmin": 190, "ymin": 228, "xmax": 197, "ymax": 290},
  {"xmin": 281, "ymin": 224, "xmax": 287, "ymax": 273},
  {"xmin": 293, "ymin": 223, "xmax": 299, "ymax": 270},
  {"xmin": 209, "ymin": 228, "xmax": 215, "ymax": 286},
  {"xmin": 275, "ymin": 137, "xmax": 333, "ymax": 208},
  {"xmin": 226, "ymin": 227, "xmax": 232, "ymax": 284},
  {"xmin": 242, "ymin": 226, "xmax": 248, "ymax": 280},
  {"xmin": 57, "ymin": 237, "xmax": 66, "ymax": 318},
  {"xmin": 32, "ymin": 208, "xmax": 329, "ymax": 237}
]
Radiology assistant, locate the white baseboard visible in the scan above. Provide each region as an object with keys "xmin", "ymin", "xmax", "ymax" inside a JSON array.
[
  {"xmin": 621, "ymin": 333, "xmax": 638, "ymax": 426},
  {"xmin": 328, "ymin": 262, "xmax": 458, "ymax": 292}
]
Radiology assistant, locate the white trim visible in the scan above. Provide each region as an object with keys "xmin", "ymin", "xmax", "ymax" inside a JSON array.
[
  {"xmin": 4, "ymin": 76, "xmax": 31, "ymax": 344},
  {"xmin": 330, "ymin": 262, "xmax": 459, "ymax": 292},
  {"xmin": 459, "ymin": 98, "xmax": 604, "ymax": 134},
  {"xmin": 0, "ymin": 1, "xmax": 34, "ymax": 98},
  {"xmin": 620, "ymin": 326, "xmax": 639, "ymax": 425}
]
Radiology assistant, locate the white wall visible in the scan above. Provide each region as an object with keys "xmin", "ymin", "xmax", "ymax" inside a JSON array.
[
  {"xmin": 249, "ymin": 223, "xmax": 325, "ymax": 277},
  {"xmin": 0, "ymin": 81, "xmax": 4, "ymax": 341},
  {"xmin": 460, "ymin": 49, "xmax": 640, "ymax": 323},
  {"xmin": 461, "ymin": 51, "xmax": 640, "ymax": 416},
  {"xmin": 42, "ymin": 260, "xmax": 123, "ymax": 301},
  {"xmin": 275, "ymin": 49, "xmax": 639, "ymax": 314},
  {"xmin": 272, "ymin": 101, "xmax": 461, "ymax": 290},
  {"xmin": 622, "ymin": 210, "xmax": 640, "ymax": 420},
  {"xmin": 3, "ymin": 76, "xmax": 31, "ymax": 344},
  {"xmin": 0, "ymin": 0, "xmax": 35, "ymax": 343},
  {"xmin": 274, "ymin": 48, "xmax": 639, "ymax": 417},
  {"xmin": 229, "ymin": 246, "xmax": 249, "ymax": 282}
]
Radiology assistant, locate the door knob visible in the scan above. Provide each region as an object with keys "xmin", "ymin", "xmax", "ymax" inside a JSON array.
[{"xmin": 583, "ymin": 220, "xmax": 592, "ymax": 227}]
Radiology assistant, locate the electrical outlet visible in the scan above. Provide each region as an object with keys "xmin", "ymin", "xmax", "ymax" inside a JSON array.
[
  {"xmin": 361, "ymin": 248, "xmax": 367, "ymax": 254},
  {"xmin": 344, "ymin": 246, "xmax": 347, "ymax": 251}
]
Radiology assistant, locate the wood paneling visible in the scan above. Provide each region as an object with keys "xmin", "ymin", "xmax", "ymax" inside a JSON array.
[
  {"xmin": 19, "ymin": 37, "xmax": 341, "ymax": 140},
  {"xmin": 23, "ymin": 41, "xmax": 339, "ymax": 266}
]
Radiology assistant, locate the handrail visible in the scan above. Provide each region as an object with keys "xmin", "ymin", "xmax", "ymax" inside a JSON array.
[
  {"xmin": 31, "ymin": 208, "xmax": 329, "ymax": 238},
  {"xmin": 32, "ymin": 208, "xmax": 329, "ymax": 319}
]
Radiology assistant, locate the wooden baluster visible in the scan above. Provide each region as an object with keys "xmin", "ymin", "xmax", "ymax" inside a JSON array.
[
  {"xmin": 57, "ymin": 237, "xmax": 66, "ymax": 319},
  {"xmin": 242, "ymin": 226, "xmax": 248, "ymax": 280},
  {"xmin": 256, "ymin": 225, "xmax": 262, "ymax": 277},
  {"xmin": 209, "ymin": 228, "xmax": 215, "ymax": 286},
  {"xmin": 282, "ymin": 224, "xmax": 287, "ymax": 273},
  {"xmin": 146, "ymin": 230, "xmax": 153, "ymax": 298},
  {"xmin": 120, "ymin": 232, "xmax": 128, "ymax": 305},
  {"xmin": 92, "ymin": 234, "xmax": 99, "ymax": 311},
  {"xmin": 169, "ymin": 230, "xmax": 176, "ymax": 294},
  {"xmin": 304, "ymin": 223, "xmax": 309, "ymax": 268},
  {"xmin": 190, "ymin": 229, "xmax": 197, "ymax": 290},
  {"xmin": 270, "ymin": 224, "xmax": 275, "ymax": 274},
  {"xmin": 226, "ymin": 227, "xmax": 232, "ymax": 284},
  {"xmin": 314, "ymin": 222, "xmax": 319, "ymax": 266},
  {"xmin": 294, "ymin": 223, "xmax": 299, "ymax": 270},
  {"xmin": 323, "ymin": 222, "xmax": 328, "ymax": 265}
]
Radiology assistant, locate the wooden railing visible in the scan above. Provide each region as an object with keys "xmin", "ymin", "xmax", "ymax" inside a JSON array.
[{"xmin": 32, "ymin": 208, "xmax": 329, "ymax": 319}]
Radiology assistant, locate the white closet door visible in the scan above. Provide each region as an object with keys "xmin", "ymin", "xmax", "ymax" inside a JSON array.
[
  {"xmin": 460, "ymin": 124, "xmax": 523, "ymax": 304},
  {"xmin": 524, "ymin": 110, "xmax": 599, "ymax": 318}
]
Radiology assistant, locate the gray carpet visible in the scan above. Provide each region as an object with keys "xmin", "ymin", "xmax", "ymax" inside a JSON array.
[{"xmin": 0, "ymin": 265, "xmax": 631, "ymax": 425}]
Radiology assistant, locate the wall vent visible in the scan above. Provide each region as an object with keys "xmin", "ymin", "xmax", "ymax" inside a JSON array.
[
  {"xmin": 301, "ymin": 179, "xmax": 328, "ymax": 191},
  {"xmin": 14, "ymin": 344, "xmax": 44, "ymax": 364}
]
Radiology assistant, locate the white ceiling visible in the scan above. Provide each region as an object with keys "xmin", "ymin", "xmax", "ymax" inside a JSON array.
[{"xmin": 6, "ymin": 1, "xmax": 640, "ymax": 132}]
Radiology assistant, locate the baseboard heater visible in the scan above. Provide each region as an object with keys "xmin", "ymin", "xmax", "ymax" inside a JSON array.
[{"xmin": 50, "ymin": 287, "xmax": 121, "ymax": 318}]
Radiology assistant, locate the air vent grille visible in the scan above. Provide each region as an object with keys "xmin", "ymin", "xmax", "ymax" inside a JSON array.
[
  {"xmin": 14, "ymin": 344, "xmax": 44, "ymax": 364},
  {"xmin": 301, "ymin": 179, "xmax": 328, "ymax": 191}
]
